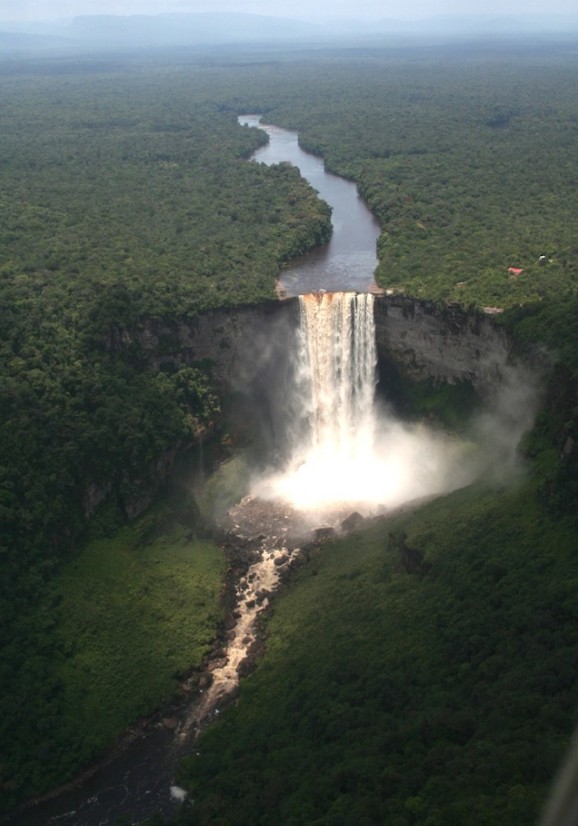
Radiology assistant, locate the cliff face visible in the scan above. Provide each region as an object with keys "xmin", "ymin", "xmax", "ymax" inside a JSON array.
[
  {"xmin": 109, "ymin": 295, "xmax": 513, "ymax": 394},
  {"xmin": 95, "ymin": 300, "xmax": 299, "ymax": 520},
  {"xmin": 373, "ymin": 296, "xmax": 513, "ymax": 392},
  {"xmin": 106, "ymin": 300, "xmax": 299, "ymax": 389}
]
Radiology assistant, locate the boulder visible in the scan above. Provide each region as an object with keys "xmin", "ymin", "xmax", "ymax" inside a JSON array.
[{"xmin": 341, "ymin": 511, "xmax": 364, "ymax": 532}]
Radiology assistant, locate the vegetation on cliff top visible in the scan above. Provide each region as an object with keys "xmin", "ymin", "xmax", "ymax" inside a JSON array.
[
  {"xmin": 0, "ymin": 62, "xmax": 333, "ymax": 578},
  {"xmin": 243, "ymin": 58, "xmax": 578, "ymax": 313}
]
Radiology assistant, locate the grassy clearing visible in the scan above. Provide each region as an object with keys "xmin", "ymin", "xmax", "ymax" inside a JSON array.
[
  {"xmin": 54, "ymin": 524, "xmax": 225, "ymax": 765},
  {"xmin": 0, "ymin": 517, "xmax": 225, "ymax": 806},
  {"xmin": 178, "ymin": 481, "xmax": 578, "ymax": 825}
]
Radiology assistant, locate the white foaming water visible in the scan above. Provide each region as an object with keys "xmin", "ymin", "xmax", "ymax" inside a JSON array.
[
  {"xmin": 298, "ymin": 291, "xmax": 376, "ymax": 465},
  {"xmin": 253, "ymin": 291, "xmax": 476, "ymax": 517}
]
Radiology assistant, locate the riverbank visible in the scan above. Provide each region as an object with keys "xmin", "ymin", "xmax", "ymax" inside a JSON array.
[{"xmin": 239, "ymin": 115, "xmax": 381, "ymax": 296}]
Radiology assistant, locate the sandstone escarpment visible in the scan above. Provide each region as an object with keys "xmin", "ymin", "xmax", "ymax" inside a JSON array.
[
  {"xmin": 105, "ymin": 295, "xmax": 515, "ymax": 394},
  {"xmin": 373, "ymin": 296, "xmax": 512, "ymax": 392}
]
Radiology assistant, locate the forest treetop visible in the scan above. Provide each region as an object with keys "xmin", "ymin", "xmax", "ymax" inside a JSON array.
[{"xmin": 2, "ymin": 41, "xmax": 578, "ymax": 811}]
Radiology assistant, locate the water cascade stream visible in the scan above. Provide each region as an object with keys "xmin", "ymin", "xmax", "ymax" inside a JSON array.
[
  {"xmin": 299, "ymin": 292, "xmax": 376, "ymax": 458},
  {"xmin": 254, "ymin": 292, "xmax": 381, "ymax": 513}
]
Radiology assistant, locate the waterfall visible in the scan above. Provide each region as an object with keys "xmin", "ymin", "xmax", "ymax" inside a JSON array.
[
  {"xmin": 296, "ymin": 292, "xmax": 376, "ymax": 463},
  {"xmin": 253, "ymin": 290, "xmax": 477, "ymax": 519},
  {"xmin": 253, "ymin": 291, "xmax": 392, "ymax": 514}
]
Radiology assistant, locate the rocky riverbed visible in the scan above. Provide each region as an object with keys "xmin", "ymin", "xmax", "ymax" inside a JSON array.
[{"xmin": 178, "ymin": 499, "xmax": 310, "ymax": 744}]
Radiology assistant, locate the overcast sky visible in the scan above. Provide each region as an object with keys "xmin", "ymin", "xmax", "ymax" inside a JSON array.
[{"xmin": 3, "ymin": 0, "xmax": 578, "ymax": 23}]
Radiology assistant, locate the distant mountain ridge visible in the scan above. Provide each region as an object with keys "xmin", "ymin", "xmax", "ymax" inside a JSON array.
[
  {"xmin": 64, "ymin": 12, "xmax": 318, "ymax": 45},
  {"xmin": 0, "ymin": 12, "xmax": 321, "ymax": 50},
  {"xmin": 1, "ymin": 11, "xmax": 578, "ymax": 53}
]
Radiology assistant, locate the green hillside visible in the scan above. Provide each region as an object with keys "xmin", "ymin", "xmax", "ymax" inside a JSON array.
[
  {"xmin": 177, "ymin": 482, "xmax": 578, "ymax": 825},
  {"xmin": 3, "ymin": 510, "xmax": 225, "ymax": 806}
]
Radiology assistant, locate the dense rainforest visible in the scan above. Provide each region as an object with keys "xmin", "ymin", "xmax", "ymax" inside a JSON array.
[
  {"xmin": 0, "ymin": 62, "xmax": 332, "ymax": 811},
  {"xmin": 1, "ymin": 39, "xmax": 578, "ymax": 824}
]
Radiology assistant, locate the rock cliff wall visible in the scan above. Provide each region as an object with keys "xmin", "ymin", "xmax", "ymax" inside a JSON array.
[
  {"xmin": 106, "ymin": 300, "xmax": 299, "ymax": 389},
  {"xmin": 373, "ymin": 295, "xmax": 513, "ymax": 392},
  {"xmin": 108, "ymin": 295, "xmax": 513, "ymax": 394}
]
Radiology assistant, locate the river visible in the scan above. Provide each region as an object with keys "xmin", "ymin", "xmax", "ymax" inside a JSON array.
[
  {"xmin": 238, "ymin": 115, "xmax": 380, "ymax": 295},
  {"xmin": 4, "ymin": 118, "xmax": 382, "ymax": 826}
]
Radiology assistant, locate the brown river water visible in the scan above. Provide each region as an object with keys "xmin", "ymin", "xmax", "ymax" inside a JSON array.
[{"xmin": 239, "ymin": 114, "xmax": 381, "ymax": 296}]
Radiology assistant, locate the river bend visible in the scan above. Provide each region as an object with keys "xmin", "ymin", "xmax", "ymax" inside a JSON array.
[{"xmin": 239, "ymin": 115, "xmax": 380, "ymax": 295}]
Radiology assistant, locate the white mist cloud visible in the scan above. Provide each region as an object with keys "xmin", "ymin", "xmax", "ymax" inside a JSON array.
[
  {"xmin": 252, "ymin": 417, "xmax": 477, "ymax": 517},
  {"xmin": 472, "ymin": 359, "xmax": 545, "ymax": 479},
  {"xmin": 252, "ymin": 374, "xmax": 541, "ymax": 524}
]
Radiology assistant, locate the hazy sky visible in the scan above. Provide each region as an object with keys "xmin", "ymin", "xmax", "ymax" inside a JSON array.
[{"xmin": 3, "ymin": 0, "xmax": 578, "ymax": 23}]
